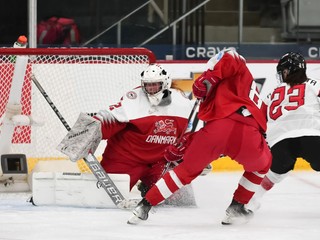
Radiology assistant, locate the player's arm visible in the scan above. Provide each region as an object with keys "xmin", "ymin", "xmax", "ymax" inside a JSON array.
[
  {"xmin": 57, "ymin": 99, "xmax": 128, "ymax": 162},
  {"xmin": 192, "ymin": 48, "xmax": 246, "ymax": 100},
  {"xmin": 57, "ymin": 112, "xmax": 103, "ymax": 162},
  {"xmin": 93, "ymin": 109, "xmax": 127, "ymax": 139}
]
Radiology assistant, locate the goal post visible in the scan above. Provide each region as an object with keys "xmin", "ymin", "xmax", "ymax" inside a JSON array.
[{"xmin": 0, "ymin": 48, "xmax": 156, "ymax": 174}]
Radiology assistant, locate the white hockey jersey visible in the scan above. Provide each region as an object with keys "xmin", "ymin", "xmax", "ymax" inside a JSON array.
[
  {"xmin": 267, "ymin": 79, "xmax": 320, "ymax": 147},
  {"xmin": 95, "ymin": 87, "xmax": 195, "ymax": 164}
]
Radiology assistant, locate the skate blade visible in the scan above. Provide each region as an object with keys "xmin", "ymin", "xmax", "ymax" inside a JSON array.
[
  {"xmin": 127, "ymin": 214, "xmax": 142, "ymax": 225},
  {"xmin": 245, "ymin": 201, "xmax": 261, "ymax": 212},
  {"xmin": 221, "ymin": 215, "xmax": 251, "ymax": 225}
]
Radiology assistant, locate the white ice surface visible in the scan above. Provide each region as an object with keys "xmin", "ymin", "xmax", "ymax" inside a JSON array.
[{"xmin": 0, "ymin": 171, "xmax": 319, "ymax": 240}]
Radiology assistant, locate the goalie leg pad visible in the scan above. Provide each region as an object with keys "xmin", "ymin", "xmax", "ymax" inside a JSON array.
[{"xmin": 57, "ymin": 113, "xmax": 102, "ymax": 162}]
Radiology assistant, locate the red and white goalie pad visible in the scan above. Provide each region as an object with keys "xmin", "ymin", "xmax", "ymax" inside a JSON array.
[{"xmin": 57, "ymin": 113, "xmax": 102, "ymax": 162}]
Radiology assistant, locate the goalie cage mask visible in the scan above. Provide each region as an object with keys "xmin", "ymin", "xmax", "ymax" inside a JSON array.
[{"xmin": 141, "ymin": 64, "xmax": 172, "ymax": 106}]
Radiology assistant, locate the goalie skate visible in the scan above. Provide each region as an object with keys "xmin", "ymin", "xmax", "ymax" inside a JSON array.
[
  {"xmin": 221, "ymin": 200, "xmax": 253, "ymax": 225},
  {"xmin": 127, "ymin": 198, "xmax": 152, "ymax": 225}
]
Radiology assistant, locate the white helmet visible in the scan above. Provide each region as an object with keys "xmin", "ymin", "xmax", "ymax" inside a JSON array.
[{"xmin": 141, "ymin": 64, "xmax": 172, "ymax": 106}]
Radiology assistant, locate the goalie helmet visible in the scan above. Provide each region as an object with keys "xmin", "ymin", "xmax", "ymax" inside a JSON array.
[
  {"xmin": 276, "ymin": 52, "xmax": 306, "ymax": 82},
  {"xmin": 141, "ymin": 64, "xmax": 172, "ymax": 106}
]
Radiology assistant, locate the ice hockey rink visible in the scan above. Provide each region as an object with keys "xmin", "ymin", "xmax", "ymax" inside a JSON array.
[{"xmin": 0, "ymin": 170, "xmax": 319, "ymax": 240}]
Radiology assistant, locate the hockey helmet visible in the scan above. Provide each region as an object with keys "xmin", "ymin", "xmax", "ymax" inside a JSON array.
[
  {"xmin": 141, "ymin": 64, "xmax": 172, "ymax": 106},
  {"xmin": 276, "ymin": 52, "xmax": 306, "ymax": 81}
]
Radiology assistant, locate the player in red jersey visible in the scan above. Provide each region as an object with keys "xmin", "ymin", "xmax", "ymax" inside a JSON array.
[
  {"xmin": 246, "ymin": 52, "xmax": 320, "ymax": 211},
  {"xmin": 58, "ymin": 64, "xmax": 197, "ymax": 200},
  {"xmin": 95, "ymin": 64, "xmax": 196, "ymax": 194},
  {"xmin": 128, "ymin": 48, "xmax": 272, "ymax": 225}
]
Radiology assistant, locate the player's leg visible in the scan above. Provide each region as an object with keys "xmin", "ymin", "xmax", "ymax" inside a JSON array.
[
  {"xmin": 128, "ymin": 119, "xmax": 227, "ymax": 224},
  {"xmin": 246, "ymin": 138, "xmax": 297, "ymax": 211},
  {"xmin": 300, "ymin": 136, "xmax": 320, "ymax": 171},
  {"xmin": 143, "ymin": 119, "xmax": 231, "ymax": 206},
  {"xmin": 100, "ymin": 158, "xmax": 148, "ymax": 190},
  {"xmin": 222, "ymin": 120, "xmax": 272, "ymax": 225}
]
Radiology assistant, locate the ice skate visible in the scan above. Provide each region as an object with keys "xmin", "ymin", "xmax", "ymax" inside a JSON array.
[
  {"xmin": 221, "ymin": 200, "xmax": 254, "ymax": 225},
  {"xmin": 127, "ymin": 198, "xmax": 152, "ymax": 225},
  {"xmin": 245, "ymin": 185, "xmax": 268, "ymax": 212},
  {"xmin": 137, "ymin": 181, "xmax": 149, "ymax": 198},
  {"xmin": 245, "ymin": 195, "xmax": 261, "ymax": 212}
]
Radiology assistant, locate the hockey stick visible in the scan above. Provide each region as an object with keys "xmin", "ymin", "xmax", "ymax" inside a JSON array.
[
  {"xmin": 179, "ymin": 98, "xmax": 200, "ymax": 142},
  {"xmin": 31, "ymin": 74, "xmax": 127, "ymax": 209},
  {"xmin": 161, "ymin": 98, "xmax": 200, "ymax": 175}
]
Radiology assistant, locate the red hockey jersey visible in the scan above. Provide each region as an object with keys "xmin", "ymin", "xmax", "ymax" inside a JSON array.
[
  {"xmin": 95, "ymin": 87, "xmax": 195, "ymax": 164},
  {"xmin": 197, "ymin": 50, "xmax": 267, "ymax": 131}
]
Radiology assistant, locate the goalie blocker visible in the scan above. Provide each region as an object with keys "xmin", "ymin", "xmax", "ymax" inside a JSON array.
[{"xmin": 57, "ymin": 113, "xmax": 102, "ymax": 162}]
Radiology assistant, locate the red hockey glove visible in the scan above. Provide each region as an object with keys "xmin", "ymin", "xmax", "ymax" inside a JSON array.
[
  {"xmin": 193, "ymin": 71, "xmax": 220, "ymax": 100},
  {"xmin": 164, "ymin": 144, "xmax": 184, "ymax": 162},
  {"xmin": 192, "ymin": 76, "xmax": 208, "ymax": 100},
  {"xmin": 164, "ymin": 132, "xmax": 194, "ymax": 162}
]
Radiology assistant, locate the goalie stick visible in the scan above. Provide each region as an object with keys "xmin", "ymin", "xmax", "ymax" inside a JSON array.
[{"xmin": 31, "ymin": 74, "xmax": 127, "ymax": 209}]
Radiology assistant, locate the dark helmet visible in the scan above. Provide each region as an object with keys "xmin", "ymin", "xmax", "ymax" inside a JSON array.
[{"xmin": 276, "ymin": 52, "xmax": 306, "ymax": 77}]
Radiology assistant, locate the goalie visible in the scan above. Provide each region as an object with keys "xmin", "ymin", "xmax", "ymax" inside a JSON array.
[{"xmin": 58, "ymin": 64, "xmax": 207, "ymax": 204}]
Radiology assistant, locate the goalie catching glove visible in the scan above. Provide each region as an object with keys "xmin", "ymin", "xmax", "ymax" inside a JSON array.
[
  {"xmin": 57, "ymin": 112, "xmax": 102, "ymax": 162},
  {"xmin": 164, "ymin": 132, "xmax": 194, "ymax": 162}
]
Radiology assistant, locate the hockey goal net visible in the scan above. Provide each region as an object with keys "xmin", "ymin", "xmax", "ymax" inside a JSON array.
[{"xmin": 0, "ymin": 48, "xmax": 156, "ymax": 172}]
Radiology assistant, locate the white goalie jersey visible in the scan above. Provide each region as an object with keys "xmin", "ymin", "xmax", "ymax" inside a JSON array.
[
  {"xmin": 95, "ymin": 87, "xmax": 195, "ymax": 164},
  {"xmin": 266, "ymin": 78, "xmax": 320, "ymax": 147}
]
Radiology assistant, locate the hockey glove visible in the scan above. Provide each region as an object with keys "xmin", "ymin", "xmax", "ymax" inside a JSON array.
[
  {"xmin": 192, "ymin": 75, "xmax": 208, "ymax": 100},
  {"xmin": 57, "ymin": 113, "xmax": 102, "ymax": 162},
  {"xmin": 192, "ymin": 71, "xmax": 218, "ymax": 100},
  {"xmin": 164, "ymin": 132, "xmax": 194, "ymax": 162}
]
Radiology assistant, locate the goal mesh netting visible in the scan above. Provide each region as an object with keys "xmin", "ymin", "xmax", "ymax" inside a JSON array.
[{"xmin": 0, "ymin": 48, "xmax": 156, "ymax": 172}]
